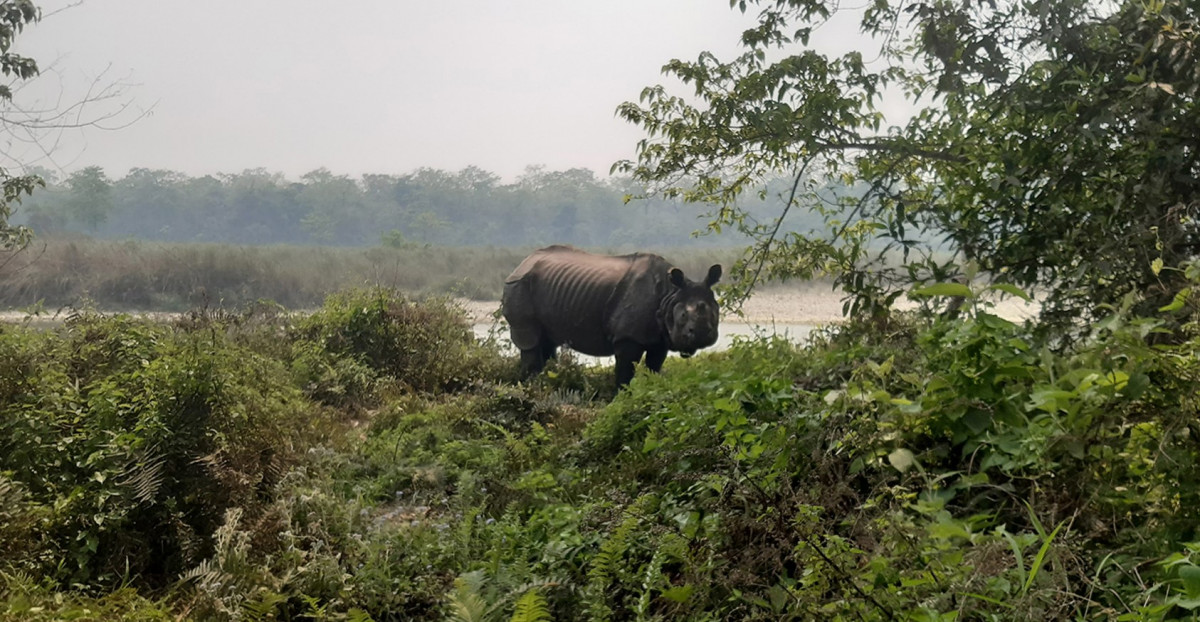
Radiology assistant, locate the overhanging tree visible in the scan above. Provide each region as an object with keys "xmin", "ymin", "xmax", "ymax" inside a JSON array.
[
  {"xmin": 0, "ymin": 1, "xmax": 147, "ymax": 262},
  {"xmin": 617, "ymin": 0, "xmax": 1200, "ymax": 330},
  {"xmin": 0, "ymin": 1, "xmax": 44, "ymax": 255}
]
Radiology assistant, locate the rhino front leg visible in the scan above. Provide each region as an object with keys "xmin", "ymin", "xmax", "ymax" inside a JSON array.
[
  {"xmin": 644, "ymin": 344, "xmax": 668, "ymax": 373},
  {"xmin": 519, "ymin": 348, "xmax": 547, "ymax": 379},
  {"xmin": 614, "ymin": 340, "xmax": 646, "ymax": 387}
]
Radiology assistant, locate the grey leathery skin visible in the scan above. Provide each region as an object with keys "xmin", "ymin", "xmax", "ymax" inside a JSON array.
[{"xmin": 501, "ymin": 245, "xmax": 721, "ymax": 387}]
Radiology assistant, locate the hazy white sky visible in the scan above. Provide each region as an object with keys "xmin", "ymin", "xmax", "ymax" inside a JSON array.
[{"xmin": 10, "ymin": 1, "xmax": 773, "ymax": 181}]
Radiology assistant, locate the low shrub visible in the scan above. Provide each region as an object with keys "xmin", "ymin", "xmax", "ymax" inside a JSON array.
[
  {"xmin": 0, "ymin": 312, "xmax": 318, "ymax": 587},
  {"xmin": 292, "ymin": 287, "xmax": 506, "ymax": 401},
  {"xmin": 0, "ymin": 571, "xmax": 172, "ymax": 622}
]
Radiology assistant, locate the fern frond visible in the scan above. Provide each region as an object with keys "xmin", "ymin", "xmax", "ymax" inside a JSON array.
[
  {"xmin": 546, "ymin": 387, "xmax": 588, "ymax": 406},
  {"xmin": 447, "ymin": 570, "xmax": 490, "ymax": 622},
  {"xmin": 509, "ymin": 589, "xmax": 552, "ymax": 622},
  {"xmin": 242, "ymin": 590, "xmax": 288, "ymax": 621},
  {"xmin": 586, "ymin": 496, "xmax": 655, "ymax": 619},
  {"xmin": 177, "ymin": 559, "xmax": 223, "ymax": 586},
  {"xmin": 0, "ymin": 474, "xmax": 26, "ymax": 517},
  {"xmin": 120, "ymin": 447, "xmax": 166, "ymax": 505},
  {"xmin": 0, "ymin": 569, "xmax": 37, "ymax": 593},
  {"xmin": 635, "ymin": 549, "xmax": 665, "ymax": 618}
]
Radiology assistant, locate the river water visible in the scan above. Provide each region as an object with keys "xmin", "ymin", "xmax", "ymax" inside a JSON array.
[{"xmin": 473, "ymin": 321, "xmax": 816, "ymax": 366}]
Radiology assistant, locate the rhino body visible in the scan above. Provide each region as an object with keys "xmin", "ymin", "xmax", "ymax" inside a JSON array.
[{"xmin": 501, "ymin": 245, "xmax": 721, "ymax": 386}]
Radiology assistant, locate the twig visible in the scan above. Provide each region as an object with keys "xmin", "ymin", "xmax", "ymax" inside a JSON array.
[{"xmin": 744, "ymin": 155, "xmax": 815, "ymax": 294}]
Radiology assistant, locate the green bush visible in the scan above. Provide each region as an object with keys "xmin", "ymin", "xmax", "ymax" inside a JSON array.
[
  {"xmin": 293, "ymin": 287, "xmax": 505, "ymax": 400},
  {"xmin": 0, "ymin": 312, "xmax": 316, "ymax": 587},
  {"xmin": 0, "ymin": 570, "xmax": 172, "ymax": 622}
]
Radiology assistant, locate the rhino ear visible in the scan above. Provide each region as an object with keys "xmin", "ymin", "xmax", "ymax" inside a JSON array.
[
  {"xmin": 704, "ymin": 264, "xmax": 722, "ymax": 287},
  {"xmin": 668, "ymin": 267, "xmax": 687, "ymax": 288}
]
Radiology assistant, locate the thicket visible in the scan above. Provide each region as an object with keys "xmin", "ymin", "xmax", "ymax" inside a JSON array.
[{"xmin": 3, "ymin": 284, "xmax": 1200, "ymax": 620}]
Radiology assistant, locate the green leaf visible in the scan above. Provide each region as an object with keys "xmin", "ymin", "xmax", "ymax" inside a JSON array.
[
  {"xmin": 912, "ymin": 283, "xmax": 975, "ymax": 298},
  {"xmin": 985, "ymin": 283, "xmax": 1032, "ymax": 302},
  {"xmin": 1179, "ymin": 565, "xmax": 1200, "ymax": 598},
  {"xmin": 661, "ymin": 585, "xmax": 694, "ymax": 604},
  {"xmin": 1002, "ymin": 531, "xmax": 1028, "ymax": 596},
  {"xmin": 1022, "ymin": 521, "xmax": 1064, "ymax": 594},
  {"xmin": 1159, "ymin": 287, "xmax": 1191, "ymax": 312},
  {"xmin": 961, "ymin": 409, "xmax": 992, "ymax": 435},
  {"xmin": 713, "ymin": 397, "xmax": 738, "ymax": 412},
  {"xmin": 767, "ymin": 584, "xmax": 789, "ymax": 613},
  {"xmin": 1095, "ymin": 371, "xmax": 1129, "ymax": 390},
  {"xmin": 887, "ymin": 448, "xmax": 916, "ymax": 473},
  {"xmin": 1028, "ymin": 389, "xmax": 1075, "ymax": 413},
  {"xmin": 1124, "ymin": 373, "xmax": 1151, "ymax": 399},
  {"xmin": 928, "ymin": 521, "xmax": 970, "ymax": 541},
  {"xmin": 1174, "ymin": 597, "xmax": 1200, "ymax": 611}
]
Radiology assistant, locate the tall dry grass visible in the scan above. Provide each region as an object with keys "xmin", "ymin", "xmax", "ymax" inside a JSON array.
[{"xmin": 0, "ymin": 237, "xmax": 744, "ymax": 311}]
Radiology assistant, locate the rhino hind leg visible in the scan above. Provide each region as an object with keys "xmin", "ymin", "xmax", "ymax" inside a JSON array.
[{"xmin": 503, "ymin": 278, "xmax": 550, "ymax": 379}]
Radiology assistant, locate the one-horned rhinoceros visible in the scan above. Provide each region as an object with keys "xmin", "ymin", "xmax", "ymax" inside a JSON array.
[{"xmin": 501, "ymin": 245, "xmax": 722, "ymax": 386}]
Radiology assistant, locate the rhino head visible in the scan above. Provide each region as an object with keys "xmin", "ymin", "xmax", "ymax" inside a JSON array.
[{"xmin": 663, "ymin": 264, "xmax": 722, "ymax": 357}]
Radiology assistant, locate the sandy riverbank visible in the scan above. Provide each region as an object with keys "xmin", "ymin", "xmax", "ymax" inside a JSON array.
[
  {"xmin": 0, "ymin": 284, "xmax": 1039, "ymax": 327},
  {"xmin": 457, "ymin": 283, "xmax": 1040, "ymax": 326}
]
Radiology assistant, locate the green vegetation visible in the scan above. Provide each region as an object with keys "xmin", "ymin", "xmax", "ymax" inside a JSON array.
[
  {"xmin": 0, "ymin": 0, "xmax": 44, "ymax": 256},
  {"xmin": 3, "ymin": 0, "xmax": 1200, "ymax": 619},
  {"xmin": 619, "ymin": 0, "xmax": 1200, "ymax": 331},
  {"xmin": 0, "ymin": 238, "xmax": 740, "ymax": 310},
  {"xmin": 3, "ymin": 286, "xmax": 1200, "ymax": 620}
]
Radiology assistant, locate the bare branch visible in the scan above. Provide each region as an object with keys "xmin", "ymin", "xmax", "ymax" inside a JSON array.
[{"xmin": 0, "ymin": 58, "xmax": 153, "ymax": 175}]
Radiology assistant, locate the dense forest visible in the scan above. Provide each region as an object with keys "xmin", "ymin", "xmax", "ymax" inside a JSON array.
[{"xmin": 10, "ymin": 165, "xmax": 831, "ymax": 248}]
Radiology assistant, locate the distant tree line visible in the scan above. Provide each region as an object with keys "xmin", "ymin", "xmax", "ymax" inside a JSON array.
[{"xmin": 11, "ymin": 165, "xmax": 833, "ymax": 248}]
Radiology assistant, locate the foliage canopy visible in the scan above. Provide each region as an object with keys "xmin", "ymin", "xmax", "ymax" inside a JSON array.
[
  {"xmin": 0, "ymin": 1, "xmax": 43, "ymax": 254},
  {"xmin": 618, "ymin": 0, "xmax": 1200, "ymax": 329}
]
